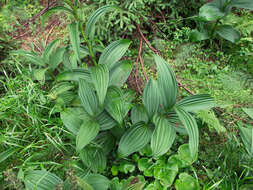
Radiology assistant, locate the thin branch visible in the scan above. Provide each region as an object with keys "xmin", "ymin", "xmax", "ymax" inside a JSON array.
[
  {"xmin": 138, "ymin": 37, "xmax": 148, "ymax": 82},
  {"xmin": 177, "ymin": 79, "xmax": 194, "ymax": 95}
]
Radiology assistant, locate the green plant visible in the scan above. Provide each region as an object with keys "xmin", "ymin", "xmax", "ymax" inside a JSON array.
[{"xmin": 190, "ymin": 0, "xmax": 253, "ymax": 43}]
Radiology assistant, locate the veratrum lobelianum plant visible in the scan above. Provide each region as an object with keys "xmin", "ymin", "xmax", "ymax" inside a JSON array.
[
  {"xmin": 190, "ymin": 0, "xmax": 253, "ymax": 43},
  {"xmin": 118, "ymin": 54, "xmax": 215, "ymax": 159}
]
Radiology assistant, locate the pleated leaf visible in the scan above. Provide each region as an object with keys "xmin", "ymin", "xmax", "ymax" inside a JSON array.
[
  {"xmin": 216, "ymin": 25, "xmax": 240, "ymax": 43},
  {"xmin": 77, "ymin": 177, "xmax": 94, "ymax": 190},
  {"xmin": 176, "ymin": 94, "xmax": 215, "ymax": 112},
  {"xmin": 90, "ymin": 64, "xmax": 109, "ymax": 106},
  {"xmin": 109, "ymin": 60, "xmax": 133, "ymax": 87},
  {"xmin": 61, "ymin": 107, "xmax": 89, "ymax": 135},
  {"xmin": 12, "ymin": 50, "xmax": 45, "ymax": 66},
  {"xmin": 95, "ymin": 132, "xmax": 116, "ymax": 155},
  {"xmin": 78, "ymin": 78, "xmax": 98, "ymax": 116},
  {"xmin": 242, "ymin": 108, "xmax": 253, "ymax": 120},
  {"xmin": 142, "ymin": 79, "xmax": 160, "ymax": 118},
  {"xmin": 83, "ymin": 174, "xmax": 110, "ymax": 190},
  {"xmin": 98, "ymin": 39, "xmax": 131, "ymax": 70},
  {"xmin": 48, "ymin": 47, "xmax": 65, "ymax": 70},
  {"xmin": 76, "ymin": 120, "xmax": 100, "ymax": 152},
  {"xmin": 175, "ymin": 107, "xmax": 199, "ymax": 157},
  {"xmin": 151, "ymin": 115, "xmax": 176, "ymax": 157},
  {"xmin": 118, "ymin": 122, "xmax": 152, "ymax": 157},
  {"xmin": 155, "ymin": 55, "xmax": 177, "ymax": 110},
  {"xmin": 239, "ymin": 125, "xmax": 253, "ymax": 156},
  {"xmin": 105, "ymin": 87, "xmax": 132, "ymax": 125},
  {"xmin": 69, "ymin": 22, "xmax": 81, "ymax": 62},
  {"xmin": 96, "ymin": 111, "xmax": 118, "ymax": 131},
  {"xmin": 80, "ymin": 147, "xmax": 106, "ymax": 173},
  {"xmin": 56, "ymin": 69, "xmax": 91, "ymax": 82},
  {"xmin": 131, "ymin": 105, "xmax": 149, "ymax": 124},
  {"xmin": 85, "ymin": 5, "xmax": 120, "ymax": 40},
  {"xmin": 0, "ymin": 148, "xmax": 19, "ymax": 163},
  {"xmin": 24, "ymin": 170, "xmax": 62, "ymax": 190},
  {"xmin": 230, "ymin": 0, "xmax": 253, "ymax": 10},
  {"xmin": 43, "ymin": 39, "xmax": 59, "ymax": 63}
]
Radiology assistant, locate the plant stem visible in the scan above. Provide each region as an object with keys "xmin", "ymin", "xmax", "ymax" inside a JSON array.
[{"xmin": 81, "ymin": 23, "xmax": 97, "ymax": 66}]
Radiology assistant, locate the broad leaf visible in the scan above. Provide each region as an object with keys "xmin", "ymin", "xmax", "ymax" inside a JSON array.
[
  {"xmin": 142, "ymin": 79, "xmax": 160, "ymax": 118},
  {"xmin": 155, "ymin": 55, "xmax": 177, "ymax": 109},
  {"xmin": 199, "ymin": 3, "xmax": 225, "ymax": 21},
  {"xmin": 131, "ymin": 105, "xmax": 149, "ymax": 124},
  {"xmin": 105, "ymin": 87, "xmax": 132, "ymax": 125},
  {"xmin": 242, "ymin": 108, "xmax": 253, "ymax": 120},
  {"xmin": 85, "ymin": 5, "xmax": 120, "ymax": 40},
  {"xmin": 177, "ymin": 144, "xmax": 198, "ymax": 167},
  {"xmin": 96, "ymin": 111, "xmax": 118, "ymax": 130},
  {"xmin": 61, "ymin": 108, "xmax": 89, "ymax": 135},
  {"xmin": 80, "ymin": 146, "xmax": 106, "ymax": 172},
  {"xmin": 98, "ymin": 39, "xmax": 131, "ymax": 70},
  {"xmin": 77, "ymin": 177, "xmax": 94, "ymax": 190},
  {"xmin": 90, "ymin": 64, "xmax": 109, "ymax": 105},
  {"xmin": 174, "ymin": 173, "xmax": 200, "ymax": 190},
  {"xmin": 176, "ymin": 94, "xmax": 214, "ymax": 112},
  {"xmin": 12, "ymin": 50, "xmax": 45, "ymax": 66},
  {"xmin": 69, "ymin": 22, "xmax": 81, "ymax": 62},
  {"xmin": 239, "ymin": 125, "xmax": 253, "ymax": 156},
  {"xmin": 109, "ymin": 60, "xmax": 133, "ymax": 87},
  {"xmin": 151, "ymin": 115, "xmax": 176, "ymax": 157},
  {"xmin": 76, "ymin": 120, "xmax": 100, "ymax": 152},
  {"xmin": 33, "ymin": 68, "xmax": 48, "ymax": 84},
  {"xmin": 216, "ymin": 25, "xmax": 240, "ymax": 43},
  {"xmin": 83, "ymin": 174, "xmax": 110, "ymax": 190},
  {"xmin": 79, "ymin": 78, "xmax": 98, "ymax": 116},
  {"xmin": 175, "ymin": 107, "xmax": 199, "ymax": 157},
  {"xmin": 95, "ymin": 132, "xmax": 115, "ymax": 155},
  {"xmin": 118, "ymin": 122, "xmax": 152, "ymax": 157},
  {"xmin": 43, "ymin": 39, "xmax": 59, "ymax": 63},
  {"xmin": 190, "ymin": 29, "xmax": 209, "ymax": 42},
  {"xmin": 48, "ymin": 82, "xmax": 75, "ymax": 99},
  {"xmin": 230, "ymin": 0, "xmax": 253, "ymax": 10},
  {"xmin": 24, "ymin": 170, "xmax": 62, "ymax": 190},
  {"xmin": 56, "ymin": 69, "xmax": 91, "ymax": 82},
  {"xmin": 49, "ymin": 47, "xmax": 65, "ymax": 70}
]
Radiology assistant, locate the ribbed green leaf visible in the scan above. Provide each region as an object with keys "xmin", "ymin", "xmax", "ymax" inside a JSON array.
[
  {"xmin": 83, "ymin": 174, "xmax": 110, "ymax": 190},
  {"xmin": 96, "ymin": 111, "xmax": 118, "ymax": 130},
  {"xmin": 216, "ymin": 25, "xmax": 241, "ymax": 43},
  {"xmin": 176, "ymin": 94, "xmax": 215, "ymax": 112},
  {"xmin": 56, "ymin": 69, "xmax": 91, "ymax": 82},
  {"xmin": 131, "ymin": 105, "xmax": 149, "ymax": 124},
  {"xmin": 49, "ymin": 47, "xmax": 65, "ymax": 70},
  {"xmin": 90, "ymin": 64, "xmax": 109, "ymax": 105},
  {"xmin": 199, "ymin": 3, "xmax": 225, "ymax": 21},
  {"xmin": 243, "ymin": 108, "xmax": 253, "ymax": 120},
  {"xmin": 85, "ymin": 5, "xmax": 120, "ymax": 40},
  {"xmin": 56, "ymin": 91, "xmax": 76, "ymax": 106},
  {"xmin": 126, "ymin": 183, "xmax": 145, "ymax": 190},
  {"xmin": 118, "ymin": 122, "xmax": 152, "ymax": 157},
  {"xmin": 80, "ymin": 147, "xmax": 106, "ymax": 172},
  {"xmin": 105, "ymin": 87, "xmax": 132, "ymax": 125},
  {"xmin": 151, "ymin": 115, "xmax": 176, "ymax": 157},
  {"xmin": 12, "ymin": 50, "xmax": 45, "ymax": 66},
  {"xmin": 69, "ymin": 22, "xmax": 81, "ymax": 62},
  {"xmin": 142, "ymin": 79, "xmax": 160, "ymax": 118},
  {"xmin": 33, "ymin": 68, "xmax": 47, "ymax": 84},
  {"xmin": 0, "ymin": 148, "xmax": 19, "ymax": 163},
  {"xmin": 48, "ymin": 82, "xmax": 75, "ymax": 99},
  {"xmin": 239, "ymin": 125, "xmax": 253, "ymax": 156},
  {"xmin": 98, "ymin": 39, "xmax": 131, "ymax": 70},
  {"xmin": 24, "ymin": 170, "xmax": 62, "ymax": 190},
  {"xmin": 109, "ymin": 60, "xmax": 133, "ymax": 87},
  {"xmin": 78, "ymin": 78, "xmax": 98, "ymax": 116},
  {"xmin": 61, "ymin": 107, "xmax": 89, "ymax": 135},
  {"xmin": 175, "ymin": 107, "xmax": 199, "ymax": 157},
  {"xmin": 230, "ymin": 0, "xmax": 253, "ymax": 10},
  {"xmin": 95, "ymin": 132, "xmax": 115, "ymax": 155},
  {"xmin": 43, "ymin": 39, "xmax": 59, "ymax": 63},
  {"xmin": 76, "ymin": 120, "xmax": 100, "ymax": 152},
  {"xmin": 155, "ymin": 55, "xmax": 177, "ymax": 110},
  {"xmin": 62, "ymin": 50, "xmax": 73, "ymax": 70},
  {"xmin": 77, "ymin": 177, "xmax": 94, "ymax": 190}
]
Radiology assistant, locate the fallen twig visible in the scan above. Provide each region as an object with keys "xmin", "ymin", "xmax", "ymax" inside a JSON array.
[{"xmin": 138, "ymin": 37, "xmax": 148, "ymax": 82}]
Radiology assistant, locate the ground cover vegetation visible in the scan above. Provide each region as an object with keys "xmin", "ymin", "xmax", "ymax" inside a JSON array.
[{"xmin": 0, "ymin": 0, "xmax": 253, "ymax": 189}]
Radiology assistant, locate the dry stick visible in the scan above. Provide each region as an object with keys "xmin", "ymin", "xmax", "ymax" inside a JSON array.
[
  {"xmin": 135, "ymin": 56, "xmax": 142, "ymax": 95},
  {"xmin": 138, "ymin": 37, "xmax": 148, "ymax": 82},
  {"xmin": 45, "ymin": 22, "xmax": 58, "ymax": 46}
]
